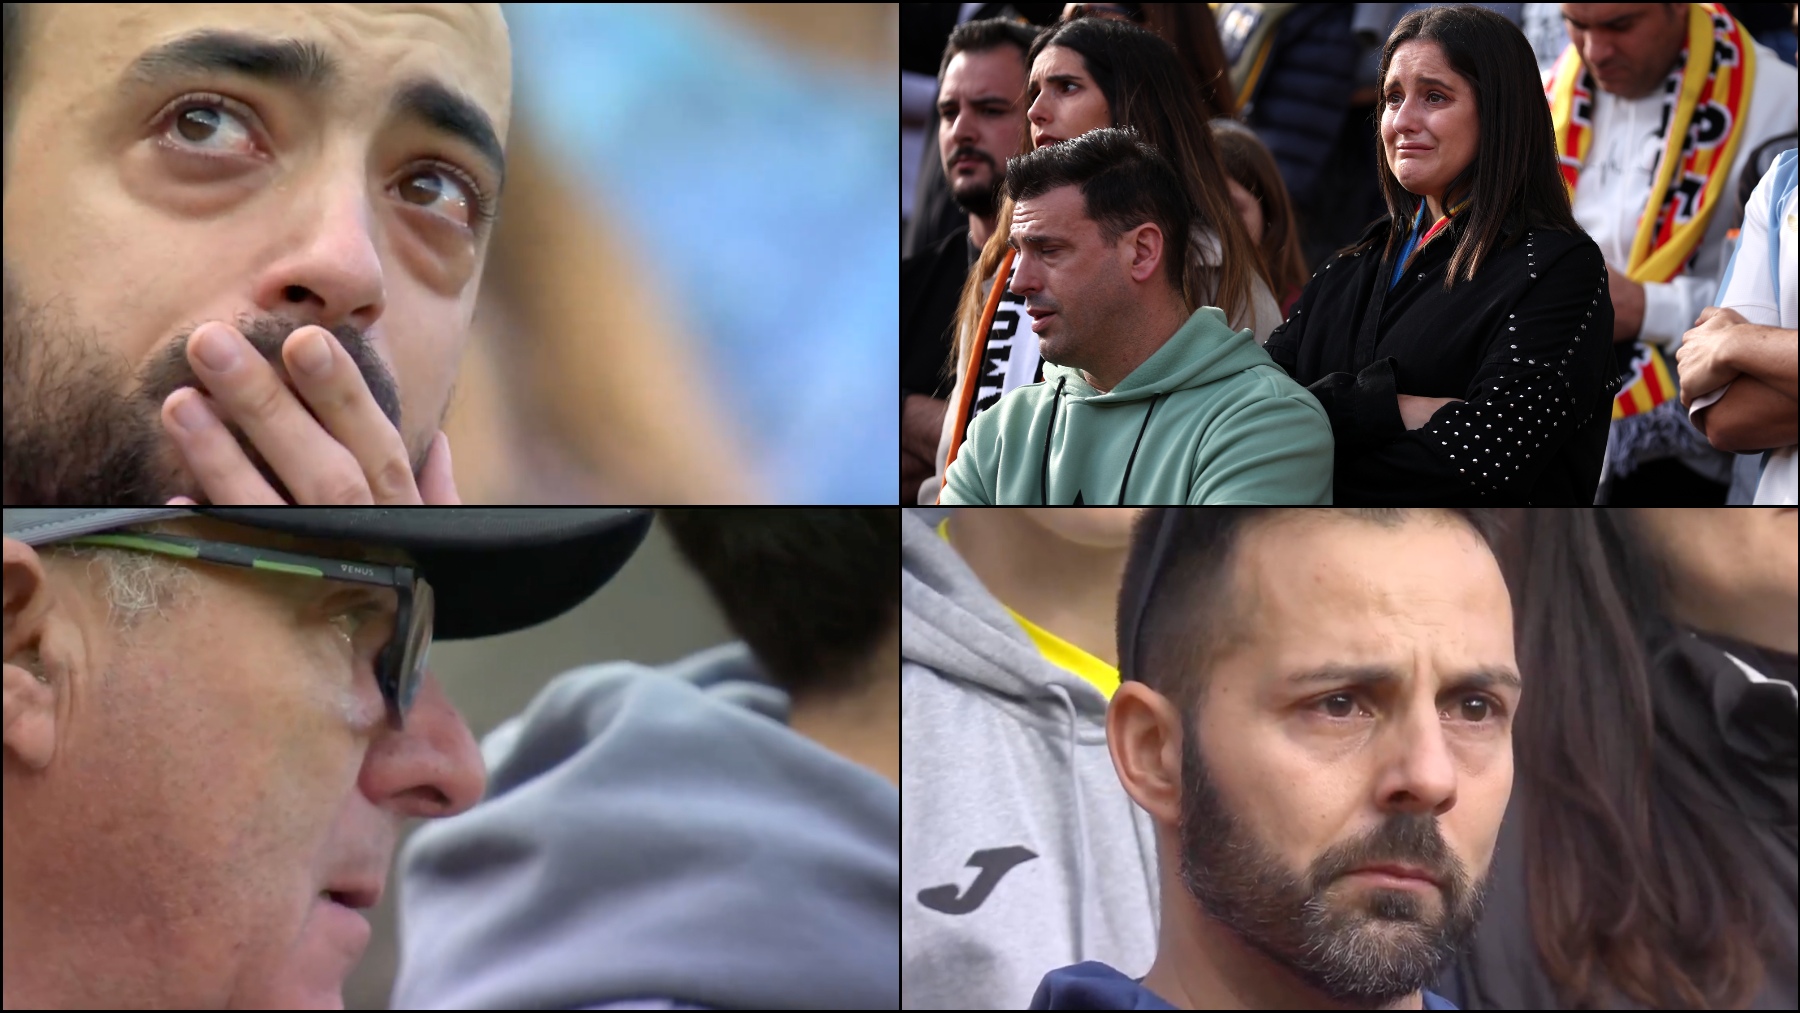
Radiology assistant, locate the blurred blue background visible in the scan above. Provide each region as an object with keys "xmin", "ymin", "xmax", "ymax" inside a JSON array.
[{"xmin": 495, "ymin": 3, "xmax": 898, "ymax": 504}]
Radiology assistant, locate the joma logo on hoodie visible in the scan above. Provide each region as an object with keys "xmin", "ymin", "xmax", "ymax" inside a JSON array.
[{"xmin": 917, "ymin": 846, "xmax": 1039, "ymax": 915}]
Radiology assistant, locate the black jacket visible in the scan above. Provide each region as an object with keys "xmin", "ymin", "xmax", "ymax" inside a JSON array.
[
  {"xmin": 900, "ymin": 227, "xmax": 972, "ymax": 401},
  {"xmin": 1265, "ymin": 216, "xmax": 1616, "ymax": 504}
]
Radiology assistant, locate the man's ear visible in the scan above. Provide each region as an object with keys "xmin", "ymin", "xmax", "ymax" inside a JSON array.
[
  {"xmin": 1120, "ymin": 222, "xmax": 1167, "ymax": 285},
  {"xmin": 5, "ymin": 538, "xmax": 62, "ymax": 770},
  {"xmin": 1107, "ymin": 680, "xmax": 1185, "ymax": 829}
]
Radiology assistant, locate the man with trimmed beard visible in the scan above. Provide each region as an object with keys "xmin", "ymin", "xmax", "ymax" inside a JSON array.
[
  {"xmin": 3, "ymin": 3, "xmax": 512, "ymax": 505},
  {"xmin": 1031, "ymin": 508, "xmax": 1516, "ymax": 1010},
  {"xmin": 902, "ymin": 18, "xmax": 1037, "ymax": 503}
]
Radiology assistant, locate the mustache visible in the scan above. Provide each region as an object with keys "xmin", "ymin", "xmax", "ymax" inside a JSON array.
[
  {"xmin": 946, "ymin": 145, "xmax": 997, "ymax": 170},
  {"xmin": 136, "ymin": 317, "xmax": 406, "ymax": 500},
  {"xmin": 138, "ymin": 317, "xmax": 401, "ymax": 427},
  {"xmin": 1310, "ymin": 812, "xmax": 1470, "ymax": 902}
]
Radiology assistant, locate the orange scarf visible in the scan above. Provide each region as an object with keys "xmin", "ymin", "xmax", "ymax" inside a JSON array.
[{"xmin": 942, "ymin": 246, "xmax": 1018, "ymax": 481}]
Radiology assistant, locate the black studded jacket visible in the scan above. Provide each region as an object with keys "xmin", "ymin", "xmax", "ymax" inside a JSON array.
[{"xmin": 1265, "ymin": 215, "xmax": 1616, "ymax": 505}]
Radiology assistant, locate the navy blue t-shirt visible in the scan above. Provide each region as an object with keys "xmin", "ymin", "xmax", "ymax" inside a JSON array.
[{"xmin": 1030, "ymin": 961, "xmax": 1461, "ymax": 1009}]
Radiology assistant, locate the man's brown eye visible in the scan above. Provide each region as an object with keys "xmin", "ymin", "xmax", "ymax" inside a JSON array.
[
  {"xmin": 400, "ymin": 174, "xmax": 446, "ymax": 206},
  {"xmin": 160, "ymin": 98, "xmax": 255, "ymax": 155},
  {"xmin": 176, "ymin": 108, "xmax": 222, "ymax": 143},
  {"xmin": 395, "ymin": 167, "xmax": 485, "ymax": 228}
]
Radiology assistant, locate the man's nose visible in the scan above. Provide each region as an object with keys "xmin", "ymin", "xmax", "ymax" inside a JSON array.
[
  {"xmin": 1011, "ymin": 253, "xmax": 1042, "ymax": 296},
  {"xmin": 251, "ymin": 175, "xmax": 387, "ymax": 334},
  {"xmin": 1376, "ymin": 705, "xmax": 1459, "ymax": 818},
  {"xmin": 949, "ymin": 106, "xmax": 979, "ymax": 145},
  {"xmin": 1581, "ymin": 34, "xmax": 1614, "ymax": 69},
  {"xmin": 361, "ymin": 672, "xmax": 487, "ymax": 820}
]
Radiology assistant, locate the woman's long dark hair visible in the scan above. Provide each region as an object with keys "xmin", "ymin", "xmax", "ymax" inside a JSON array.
[
  {"xmin": 1500, "ymin": 509, "xmax": 1775, "ymax": 1008},
  {"xmin": 1096, "ymin": 3, "xmax": 1240, "ymax": 122},
  {"xmin": 951, "ymin": 17, "xmax": 1269, "ymax": 370},
  {"xmin": 1359, "ymin": 5, "xmax": 1583, "ymax": 289}
]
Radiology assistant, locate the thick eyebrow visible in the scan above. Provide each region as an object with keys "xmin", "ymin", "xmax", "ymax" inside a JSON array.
[
  {"xmin": 125, "ymin": 31, "xmax": 337, "ymax": 90},
  {"xmin": 940, "ymin": 92, "xmax": 1016, "ymax": 112},
  {"xmin": 1563, "ymin": 12, "xmax": 1640, "ymax": 32},
  {"xmin": 392, "ymin": 79, "xmax": 508, "ymax": 188},
  {"xmin": 1007, "ymin": 230, "xmax": 1067, "ymax": 251},
  {"xmin": 1285, "ymin": 663, "xmax": 1522, "ymax": 695},
  {"xmin": 124, "ymin": 32, "xmax": 505, "ymax": 189}
]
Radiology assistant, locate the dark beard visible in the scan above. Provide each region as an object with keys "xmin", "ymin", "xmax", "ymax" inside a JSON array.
[
  {"xmin": 1176, "ymin": 723, "xmax": 1486, "ymax": 1005},
  {"xmin": 3, "ymin": 262, "xmax": 404, "ymax": 506},
  {"xmin": 949, "ymin": 173, "xmax": 1002, "ymax": 221}
]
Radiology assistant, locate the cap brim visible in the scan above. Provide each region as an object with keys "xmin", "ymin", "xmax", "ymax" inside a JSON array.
[{"xmin": 198, "ymin": 508, "xmax": 653, "ymax": 640}]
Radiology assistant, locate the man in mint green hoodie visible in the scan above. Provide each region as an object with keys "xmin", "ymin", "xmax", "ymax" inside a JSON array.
[{"xmin": 941, "ymin": 128, "xmax": 1333, "ymax": 505}]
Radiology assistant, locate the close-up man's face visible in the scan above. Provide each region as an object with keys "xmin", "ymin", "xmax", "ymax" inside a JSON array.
[
  {"xmin": 1009, "ymin": 184, "xmax": 1140, "ymax": 372},
  {"xmin": 1178, "ymin": 513, "xmax": 1519, "ymax": 1005},
  {"xmin": 1561, "ymin": 3, "xmax": 1689, "ymax": 100},
  {"xmin": 2, "ymin": 3, "xmax": 511, "ymax": 504},
  {"xmin": 937, "ymin": 45, "xmax": 1028, "ymax": 221},
  {"xmin": 2, "ymin": 517, "xmax": 486, "ymax": 1009}
]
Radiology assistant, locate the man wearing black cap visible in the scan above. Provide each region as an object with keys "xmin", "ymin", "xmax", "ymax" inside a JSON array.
[{"xmin": 0, "ymin": 506, "xmax": 651, "ymax": 1011}]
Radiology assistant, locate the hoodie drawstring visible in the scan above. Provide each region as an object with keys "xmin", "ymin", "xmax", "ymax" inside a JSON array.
[
  {"xmin": 1039, "ymin": 375, "xmax": 1067, "ymax": 506},
  {"xmin": 1117, "ymin": 393, "xmax": 1162, "ymax": 505},
  {"xmin": 1048, "ymin": 683, "xmax": 1092, "ymax": 968}
]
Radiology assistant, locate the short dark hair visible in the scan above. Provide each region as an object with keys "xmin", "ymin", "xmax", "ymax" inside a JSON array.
[
  {"xmin": 1005, "ymin": 126, "xmax": 1192, "ymax": 290},
  {"xmin": 1118, "ymin": 508, "xmax": 1501, "ymax": 713},
  {"xmin": 937, "ymin": 17, "xmax": 1041, "ymax": 82},
  {"xmin": 660, "ymin": 509, "xmax": 898, "ymax": 701}
]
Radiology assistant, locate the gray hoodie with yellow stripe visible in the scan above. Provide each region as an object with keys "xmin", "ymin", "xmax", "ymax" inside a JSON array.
[{"xmin": 901, "ymin": 509, "xmax": 1159, "ymax": 1010}]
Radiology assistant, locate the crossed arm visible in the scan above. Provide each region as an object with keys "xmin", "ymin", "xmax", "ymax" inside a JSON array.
[{"xmin": 1680, "ymin": 309, "xmax": 1799, "ymax": 454}]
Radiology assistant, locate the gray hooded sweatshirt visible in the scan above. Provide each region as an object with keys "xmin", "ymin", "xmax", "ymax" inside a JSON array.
[
  {"xmin": 392, "ymin": 644, "xmax": 899, "ymax": 1010},
  {"xmin": 902, "ymin": 509, "xmax": 1159, "ymax": 1010}
]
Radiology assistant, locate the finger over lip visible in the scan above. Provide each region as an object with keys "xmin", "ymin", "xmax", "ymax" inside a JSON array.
[
  {"xmin": 159, "ymin": 386, "xmax": 303, "ymax": 503},
  {"xmin": 143, "ymin": 317, "xmax": 405, "ymax": 432}
]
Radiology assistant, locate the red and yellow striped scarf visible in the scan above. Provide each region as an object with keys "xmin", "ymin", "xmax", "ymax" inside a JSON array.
[{"xmin": 1546, "ymin": 2, "xmax": 1755, "ymax": 418}]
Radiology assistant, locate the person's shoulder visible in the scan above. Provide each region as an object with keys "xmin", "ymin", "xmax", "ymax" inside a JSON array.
[
  {"xmin": 902, "ymin": 227, "xmax": 970, "ymax": 279},
  {"xmin": 1212, "ymin": 361, "xmax": 1328, "ymax": 418},
  {"xmin": 972, "ymin": 379, "xmax": 1057, "ymax": 429},
  {"xmin": 1308, "ymin": 218, "xmax": 1388, "ymax": 285},
  {"xmin": 1422, "ymin": 987, "xmax": 1461, "ymax": 1010},
  {"xmin": 1029, "ymin": 962, "xmax": 1175, "ymax": 1011},
  {"xmin": 1336, "ymin": 217, "xmax": 1392, "ymax": 263},
  {"xmin": 475, "ymin": 646, "xmax": 782, "ymax": 786},
  {"xmin": 1515, "ymin": 224, "xmax": 1605, "ymax": 272},
  {"xmin": 1743, "ymin": 39, "xmax": 1799, "ymax": 137},
  {"xmin": 1748, "ymin": 36, "xmax": 1800, "ymax": 87},
  {"xmin": 1755, "ymin": 147, "xmax": 1798, "ymax": 204},
  {"xmin": 1185, "ymin": 365, "xmax": 1333, "ymax": 485}
]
